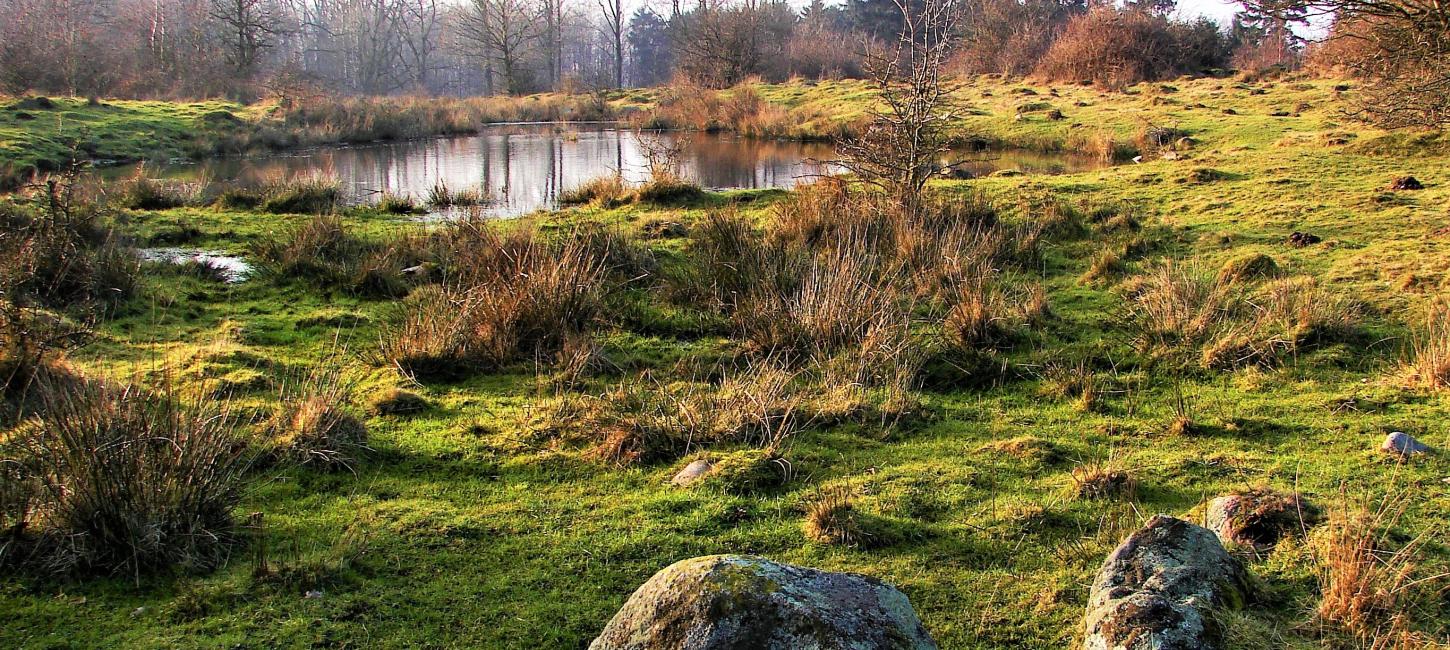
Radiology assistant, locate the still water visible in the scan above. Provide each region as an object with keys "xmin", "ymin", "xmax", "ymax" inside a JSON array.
[{"xmin": 113, "ymin": 124, "xmax": 1109, "ymax": 217}]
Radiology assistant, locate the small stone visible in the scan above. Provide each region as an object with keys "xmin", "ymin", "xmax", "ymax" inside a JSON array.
[
  {"xmin": 671, "ymin": 459, "xmax": 714, "ymax": 487},
  {"xmin": 1382, "ymin": 431, "xmax": 1431, "ymax": 457},
  {"xmin": 304, "ymin": 590, "xmax": 325, "ymax": 599}
]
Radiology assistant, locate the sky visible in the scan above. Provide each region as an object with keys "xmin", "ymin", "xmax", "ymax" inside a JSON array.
[{"xmin": 1173, "ymin": 0, "xmax": 1242, "ymax": 25}]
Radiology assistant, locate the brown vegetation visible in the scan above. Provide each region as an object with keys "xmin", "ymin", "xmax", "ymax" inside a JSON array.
[{"xmin": 1035, "ymin": 8, "xmax": 1229, "ymax": 89}]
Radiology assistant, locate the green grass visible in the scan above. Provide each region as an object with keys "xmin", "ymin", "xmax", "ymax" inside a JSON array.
[{"xmin": 2, "ymin": 76, "xmax": 1448, "ymax": 649}]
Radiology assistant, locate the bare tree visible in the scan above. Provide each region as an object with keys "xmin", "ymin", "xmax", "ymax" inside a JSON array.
[
  {"xmin": 1255, "ymin": 0, "xmax": 1450, "ymax": 127},
  {"xmin": 598, "ymin": 0, "xmax": 624, "ymax": 88},
  {"xmin": 837, "ymin": 0, "xmax": 963, "ymax": 218},
  {"xmin": 541, "ymin": 0, "xmax": 563, "ymax": 88},
  {"xmin": 459, "ymin": 0, "xmax": 542, "ymax": 95},
  {"xmin": 400, "ymin": 0, "xmax": 441, "ymax": 89},
  {"xmin": 208, "ymin": 0, "xmax": 285, "ymax": 81}
]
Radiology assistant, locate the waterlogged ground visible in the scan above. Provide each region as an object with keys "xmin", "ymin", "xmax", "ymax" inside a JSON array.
[{"xmin": 3, "ymin": 76, "xmax": 1449, "ymax": 649}]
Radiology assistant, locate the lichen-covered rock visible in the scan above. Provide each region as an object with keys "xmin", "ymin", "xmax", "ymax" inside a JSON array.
[
  {"xmin": 1206, "ymin": 490, "xmax": 1320, "ymax": 551},
  {"xmin": 1382, "ymin": 431, "xmax": 1431, "ymax": 457},
  {"xmin": 590, "ymin": 555, "xmax": 938, "ymax": 650},
  {"xmin": 1084, "ymin": 515, "xmax": 1249, "ymax": 650}
]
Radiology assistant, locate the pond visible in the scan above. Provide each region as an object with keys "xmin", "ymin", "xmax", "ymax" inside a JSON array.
[{"xmin": 106, "ymin": 124, "xmax": 1110, "ymax": 217}]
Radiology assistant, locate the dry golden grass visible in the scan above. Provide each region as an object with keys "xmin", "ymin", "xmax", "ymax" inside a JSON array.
[
  {"xmin": 1402, "ymin": 300, "xmax": 1450, "ymax": 390},
  {"xmin": 803, "ymin": 485, "xmax": 861, "ymax": 546},
  {"xmin": 1070, "ymin": 457, "xmax": 1138, "ymax": 501},
  {"xmin": 1313, "ymin": 493, "xmax": 1444, "ymax": 649}
]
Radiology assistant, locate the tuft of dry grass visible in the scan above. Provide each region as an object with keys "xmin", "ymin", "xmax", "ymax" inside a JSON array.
[
  {"xmin": 266, "ymin": 365, "xmax": 368, "ymax": 470},
  {"xmin": 426, "ymin": 181, "xmax": 488, "ymax": 208},
  {"xmin": 1402, "ymin": 300, "xmax": 1450, "ymax": 390},
  {"xmin": 1313, "ymin": 493, "xmax": 1445, "ymax": 648},
  {"xmin": 1070, "ymin": 457, "xmax": 1138, "ymax": 501},
  {"xmin": 1, "ymin": 374, "xmax": 248, "ymax": 575},
  {"xmin": 803, "ymin": 485, "xmax": 861, "ymax": 545},
  {"xmin": 560, "ymin": 175, "xmax": 629, "ymax": 208}
]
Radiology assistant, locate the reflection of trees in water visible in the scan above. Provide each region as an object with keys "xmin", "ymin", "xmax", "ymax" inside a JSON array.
[{"xmin": 108, "ymin": 126, "xmax": 1105, "ymax": 216}]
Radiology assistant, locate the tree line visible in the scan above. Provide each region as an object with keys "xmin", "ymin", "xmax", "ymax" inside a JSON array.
[
  {"xmin": 0, "ymin": 0, "xmax": 1443, "ymax": 129},
  {"xmin": 0, "ymin": 0, "xmax": 1299, "ymax": 100}
]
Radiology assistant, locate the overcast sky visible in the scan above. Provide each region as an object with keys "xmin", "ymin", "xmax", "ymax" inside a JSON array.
[{"xmin": 1173, "ymin": 0, "xmax": 1243, "ymax": 24}]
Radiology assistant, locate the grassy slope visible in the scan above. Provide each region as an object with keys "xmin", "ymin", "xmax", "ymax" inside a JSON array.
[
  {"xmin": 3, "ymin": 76, "xmax": 1449, "ymax": 649},
  {"xmin": 0, "ymin": 90, "xmax": 652, "ymax": 186},
  {"xmin": 0, "ymin": 98, "xmax": 250, "ymax": 177}
]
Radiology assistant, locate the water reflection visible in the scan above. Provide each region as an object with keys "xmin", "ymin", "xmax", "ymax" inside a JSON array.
[{"xmin": 111, "ymin": 125, "xmax": 1109, "ymax": 217}]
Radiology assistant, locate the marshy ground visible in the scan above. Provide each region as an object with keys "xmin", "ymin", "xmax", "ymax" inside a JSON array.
[{"xmin": 1, "ymin": 75, "xmax": 1447, "ymax": 648}]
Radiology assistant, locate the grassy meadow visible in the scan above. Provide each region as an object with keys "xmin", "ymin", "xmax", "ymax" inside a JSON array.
[{"xmin": 1, "ymin": 75, "xmax": 1448, "ymax": 649}]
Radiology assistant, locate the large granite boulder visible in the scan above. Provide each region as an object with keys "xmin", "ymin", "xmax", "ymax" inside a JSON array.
[
  {"xmin": 590, "ymin": 555, "xmax": 938, "ymax": 650},
  {"xmin": 1084, "ymin": 515, "xmax": 1250, "ymax": 650}
]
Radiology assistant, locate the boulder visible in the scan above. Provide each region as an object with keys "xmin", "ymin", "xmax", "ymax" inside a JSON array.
[
  {"xmin": 1205, "ymin": 490, "xmax": 1320, "ymax": 551},
  {"xmin": 670, "ymin": 459, "xmax": 714, "ymax": 487},
  {"xmin": 591, "ymin": 555, "xmax": 938, "ymax": 650},
  {"xmin": 1084, "ymin": 515, "xmax": 1249, "ymax": 650},
  {"xmin": 1382, "ymin": 431, "xmax": 1431, "ymax": 457}
]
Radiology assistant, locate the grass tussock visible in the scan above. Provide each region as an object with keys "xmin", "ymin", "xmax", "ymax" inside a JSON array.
[
  {"xmin": 115, "ymin": 170, "xmax": 208, "ymax": 210},
  {"xmin": 803, "ymin": 485, "xmax": 861, "ymax": 545},
  {"xmin": 381, "ymin": 223, "xmax": 610, "ymax": 380},
  {"xmin": 259, "ymin": 176, "xmax": 341, "ymax": 215},
  {"xmin": 0, "ymin": 375, "xmax": 248, "ymax": 575},
  {"xmin": 426, "ymin": 181, "xmax": 489, "ymax": 209},
  {"xmin": 1313, "ymin": 494, "xmax": 1444, "ymax": 648},
  {"xmin": 252, "ymin": 215, "xmax": 420, "ymax": 297},
  {"xmin": 1402, "ymin": 300, "xmax": 1450, "ymax": 390},
  {"xmin": 560, "ymin": 176, "xmax": 629, "ymax": 208},
  {"xmin": 1126, "ymin": 262, "xmax": 1361, "ymax": 369},
  {"xmin": 1070, "ymin": 457, "xmax": 1138, "ymax": 501},
  {"xmin": 265, "ymin": 365, "xmax": 368, "ymax": 470}
]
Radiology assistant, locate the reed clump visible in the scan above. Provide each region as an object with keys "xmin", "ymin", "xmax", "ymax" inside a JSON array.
[{"xmin": 0, "ymin": 375, "xmax": 248, "ymax": 575}]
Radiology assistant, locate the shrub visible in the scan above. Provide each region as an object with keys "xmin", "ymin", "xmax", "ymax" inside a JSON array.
[
  {"xmin": 1035, "ymin": 9, "xmax": 1230, "ymax": 89},
  {"xmin": 1, "ymin": 376, "xmax": 248, "ymax": 574},
  {"xmin": 0, "ymin": 184, "xmax": 139, "ymax": 309}
]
